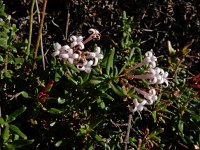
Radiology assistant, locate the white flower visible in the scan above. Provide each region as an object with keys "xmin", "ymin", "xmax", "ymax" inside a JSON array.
[
  {"xmin": 125, "ymin": 51, "xmax": 157, "ymax": 73},
  {"xmin": 134, "ymin": 87, "xmax": 157, "ymax": 105},
  {"xmin": 87, "ymin": 47, "xmax": 103, "ymax": 66},
  {"xmin": 51, "ymin": 42, "xmax": 62, "ymax": 57},
  {"xmin": 88, "ymin": 28, "xmax": 101, "ymax": 40},
  {"xmin": 77, "ymin": 60, "xmax": 94, "ymax": 73},
  {"xmin": 130, "ymin": 67, "xmax": 169, "ymax": 87},
  {"xmin": 144, "ymin": 89, "xmax": 157, "ymax": 105},
  {"xmin": 83, "ymin": 29, "xmax": 101, "ymax": 44},
  {"xmin": 59, "ymin": 46, "xmax": 79, "ymax": 64},
  {"xmin": 131, "ymin": 99, "xmax": 147, "ymax": 113},
  {"xmin": 70, "ymin": 35, "xmax": 84, "ymax": 50}
]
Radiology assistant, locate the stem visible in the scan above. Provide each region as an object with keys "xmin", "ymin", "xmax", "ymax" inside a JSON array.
[
  {"xmin": 125, "ymin": 59, "xmax": 148, "ymax": 73},
  {"xmin": 65, "ymin": 2, "xmax": 70, "ymax": 40},
  {"xmin": 124, "ymin": 113, "xmax": 132, "ymax": 150},
  {"xmin": 4, "ymin": 51, "xmax": 8, "ymax": 71},
  {"xmin": 36, "ymin": 0, "xmax": 45, "ymax": 70},
  {"xmin": 26, "ymin": 0, "xmax": 35, "ymax": 61},
  {"xmin": 33, "ymin": 0, "xmax": 48, "ymax": 69}
]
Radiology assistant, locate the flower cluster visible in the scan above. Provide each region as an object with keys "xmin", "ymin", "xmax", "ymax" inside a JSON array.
[
  {"xmin": 123, "ymin": 51, "xmax": 169, "ymax": 115},
  {"xmin": 52, "ymin": 29, "xmax": 103, "ymax": 73}
]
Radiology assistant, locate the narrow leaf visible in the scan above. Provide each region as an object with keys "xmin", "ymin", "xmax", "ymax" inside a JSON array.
[
  {"xmin": 9, "ymin": 139, "xmax": 34, "ymax": 148},
  {"xmin": 6, "ymin": 106, "xmax": 27, "ymax": 123},
  {"xmin": 109, "ymin": 82, "xmax": 124, "ymax": 97},
  {"xmin": 106, "ymin": 48, "xmax": 115, "ymax": 75},
  {"xmin": 48, "ymin": 108, "xmax": 63, "ymax": 114},
  {"xmin": 3, "ymin": 124, "xmax": 10, "ymax": 143},
  {"xmin": 10, "ymin": 125, "xmax": 27, "ymax": 140}
]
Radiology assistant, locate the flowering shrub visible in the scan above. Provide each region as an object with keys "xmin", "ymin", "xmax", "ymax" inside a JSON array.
[
  {"xmin": 0, "ymin": 1, "xmax": 200, "ymax": 150},
  {"xmin": 52, "ymin": 29, "xmax": 103, "ymax": 73}
]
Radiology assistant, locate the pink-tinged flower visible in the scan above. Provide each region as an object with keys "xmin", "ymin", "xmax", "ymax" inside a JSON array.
[
  {"xmin": 51, "ymin": 42, "xmax": 62, "ymax": 57},
  {"xmin": 130, "ymin": 99, "xmax": 147, "ymax": 113},
  {"xmin": 134, "ymin": 87, "xmax": 157, "ymax": 105},
  {"xmin": 77, "ymin": 60, "xmax": 94, "ymax": 73},
  {"xmin": 125, "ymin": 51, "xmax": 157, "ymax": 73},
  {"xmin": 87, "ymin": 47, "xmax": 104, "ymax": 66},
  {"xmin": 83, "ymin": 28, "xmax": 101, "ymax": 44},
  {"xmin": 59, "ymin": 46, "xmax": 79, "ymax": 64},
  {"xmin": 127, "ymin": 67, "xmax": 169, "ymax": 87},
  {"xmin": 70, "ymin": 35, "xmax": 84, "ymax": 50}
]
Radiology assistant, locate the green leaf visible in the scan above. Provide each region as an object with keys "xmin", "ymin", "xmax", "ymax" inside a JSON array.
[
  {"xmin": 0, "ymin": 54, "xmax": 3, "ymax": 62},
  {"xmin": 178, "ymin": 120, "xmax": 184, "ymax": 135},
  {"xmin": 152, "ymin": 111, "xmax": 157, "ymax": 123},
  {"xmin": 3, "ymin": 124, "xmax": 10, "ymax": 143},
  {"xmin": 4, "ymin": 70, "xmax": 12, "ymax": 78},
  {"xmin": 10, "ymin": 125, "xmax": 27, "ymax": 140},
  {"xmin": 6, "ymin": 106, "xmax": 27, "ymax": 123},
  {"xmin": 168, "ymin": 41, "xmax": 176, "ymax": 56},
  {"xmin": 48, "ymin": 108, "xmax": 63, "ymax": 114},
  {"xmin": 0, "ymin": 37, "xmax": 8, "ymax": 49},
  {"xmin": 187, "ymin": 110, "xmax": 200, "ymax": 121},
  {"xmin": 21, "ymin": 91, "xmax": 29, "ymax": 98},
  {"xmin": 109, "ymin": 82, "xmax": 124, "ymax": 97},
  {"xmin": 14, "ymin": 57, "xmax": 24, "ymax": 65},
  {"xmin": 0, "ymin": 117, "xmax": 4, "ymax": 124},
  {"xmin": 55, "ymin": 140, "xmax": 63, "ymax": 147},
  {"xmin": 106, "ymin": 48, "xmax": 115, "ymax": 75},
  {"xmin": 54, "ymin": 72, "xmax": 62, "ymax": 82},
  {"xmin": 8, "ymin": 139, "xmax": 34, "ymax": 148},
  {"xmin": 57, "ymin": 97, "xmax": 66, "ymax": 104}
]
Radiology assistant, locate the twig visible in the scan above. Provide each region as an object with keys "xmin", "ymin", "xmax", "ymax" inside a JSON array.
[
  {"xmin": 26, "ymin": 0, "xmax": 35, "ymax": 61},
  {"xmin": 33, "ymin": 0, "xmax": 48, "ymax": 69},
  {"xmin": 36, "ymin": 0, "xmax": 46, "ymax": 70},
  {"xmin": 65, "ymin": 2, "xmax": 70, "ymax": 40},
  {"xmin": 124, "ymin": 113, "xmax": 133, "ymax": 150}
]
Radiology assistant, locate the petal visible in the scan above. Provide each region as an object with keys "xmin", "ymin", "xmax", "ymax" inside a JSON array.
[
  {"xmin": 70, "ymin": 35, "xmax": 77, "ymax": 42},
  {"xmin": 67, "ymin": 48, "xmax": 74, "ymax": 55},
  {"xmin": 78, "ymin": 43, "xmax": 85, "ymax": 50},
  {"xmin": 89, "ymin": 52, "xmax": 96, "ymax": 58},
  {"xmin": 150, "ymin": 77, "xmax": 157, "ymax": 84},
  {"xmin": 88, "ymin": 28, "xmax": 95, "ymax": 34},
  {"xmin": 97, "ymin": 54, "xmax": 104, "ymax": 59},
  {"xmin": 77, "ymin": 36, "xmax": 84, "ymax": 42},
  {"xmin": 68, "ymin": 58, "xmax": 74, "ymax": 64},
  {"xmin": 137, "ymin": 105, "xmax": 144, "ymax": 111},
  {"xmin": 87, "ymin": 60, "xmax": 94, "ymax": 67},
  {"xmin": 60, "ymin": 53, "xmax": 69, "ymax": 59},
  {"xmin": 71, "ymin": 42, "xmax": 77, "ymax": 48},
  {"xmin": 54, "ymin": 42, "xmax": 61, "ymax": 50},
  {"xmin": 141, "ymin": 100, "xmax": 147, "ymax": 105},
  {"xmin": 95, "ymin": 47, "xmax": 101, "ymax": 54},
  {"xmin": 85, "ymin": 67, "xmax": 92, "ymax": 73},
  {"xmin": 149, "ymin": 61, "xmax": 156, "ymax": 68},
  {"xmin": 92, "ymin": 57, "xmax": 98, "ymax": 66},
  {"xmin": 51, "ymin": 50, "xmax": 60, "ymax": 57},
  {"xmin": 62, "ymin": 45, "xmax": 70, "ymax": 50},
  {"xmin": 164, "ymin": 80, "xmax": 169, "ymax": 87},
  {"xmin": 73, "ymin": 53, "xmax": 79, "ymax": 59},
  {"xmin": 145, "ymin": 51, "xmax": 153, "ymax": 57},
  {"xmin": 133, "ymin": 99, "xmax": 139, "ymax": 107},
  {"xmin": 163, "ymin": 72, "xmax": 169, "ymax": 78},
  {"xmin": 149, "ymin": 89, "xmax": 156, "ymax": 95}
]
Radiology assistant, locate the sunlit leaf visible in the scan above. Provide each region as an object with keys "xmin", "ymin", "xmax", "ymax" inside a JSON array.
[
  {"xmin": 6, "ymin": 106, "xmax": 27, "ymax": 123},
  {"xmin": 10, "ymin": 125, "xmax": 27, "ymax": 140},
  {"xmin": 48, "ymin": 108, "xmax": 63, "ymax": 114},
  {"xmin": 3, "ymin": 124, "xmax": 10, "ymax": 143},
  {"xmin": 106, "ymin": 48, "xmax": 115, "ymax": 75}
]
